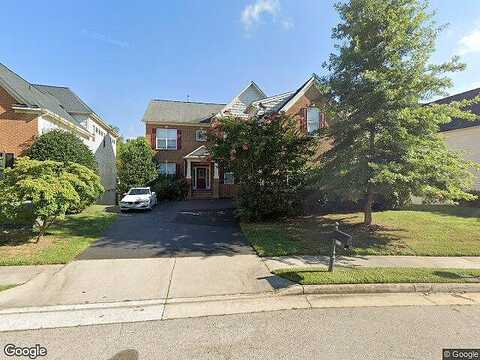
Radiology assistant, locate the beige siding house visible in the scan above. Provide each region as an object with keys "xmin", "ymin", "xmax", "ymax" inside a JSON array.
[{"xmin": 436, "ymin": 88, "xmax": 480, "ymax": 190}]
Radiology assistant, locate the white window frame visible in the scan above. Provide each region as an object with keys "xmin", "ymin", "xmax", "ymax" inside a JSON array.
[
  {"xmin": 158, "ymin": 162, "xmax": 176, "ymax": 176},
  {"xmin": 156, "ymin": 128, "xmax": 178, "ymax": 150},
  {"xmin": 196, "ymin": 129, "xmax": 207, "ymax": 142},
  {"xmin": 306, "ymin": 107, "xmax": 320, "ymax": 134},
  {"xmin": 224, "ymin": 172, "xmax": 234, "ymax": 185}
]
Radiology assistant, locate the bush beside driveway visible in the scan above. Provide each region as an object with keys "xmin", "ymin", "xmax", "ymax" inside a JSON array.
[
  {"xmin": 241, "ymin": 205, "xmax": 480, "ymax": 257},
  {"xmin": 0, "ymin": 205, "xmax": 117, "ymax": 266}
]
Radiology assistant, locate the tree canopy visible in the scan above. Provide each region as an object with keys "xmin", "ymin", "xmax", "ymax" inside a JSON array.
[
  {"xmin": 26, "ymin": 129, "xmax": 97, "ymax": 171},
  {"xmin": 117, "ymin": 138, "xmax": 157, "ymax": 194},
  {"xmin": 0, "ymin": 158, "xmax": 103, "ymax": 241},
  {"xmin": 207, "ymin": 114, "xmax": 314, "ymax": 221},
  {"xmin": 320, "ymin": 0, "xmax": 479, "ymax": 225}
]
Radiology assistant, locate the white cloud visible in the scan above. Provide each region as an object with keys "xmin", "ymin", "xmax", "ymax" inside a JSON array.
[
  {"xmin": 281, "ymin": 18, "xmax": 294, "ymax": 30},
  {"xmin": 81, "ymin": 29, "xmax": 129, "ymax": 49},
  {"xmin": 457, "ymin": 24, "xmax": 480, "ymax": 55},
  {"xmin": 241, "ymin": 0, "xmax": 293, "ymax": 32}
]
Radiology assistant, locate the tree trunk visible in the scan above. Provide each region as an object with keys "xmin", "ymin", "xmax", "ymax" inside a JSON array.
[
  {"xmin": 364, "ymin": 129, "xmax": 375, "ymax": 226},
  {"xmin": 364, "ymin": 189, "xmax": 374, "ymax": 225}
]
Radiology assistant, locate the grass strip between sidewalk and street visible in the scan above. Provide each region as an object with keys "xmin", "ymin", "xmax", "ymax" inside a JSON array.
[
  {"xmin": 0, "ymin": 205, "xmax": 117, "ymax": 266},
  {"xmin": 273, "ymin": 267, "xmax": 480, "ymax": 285}
]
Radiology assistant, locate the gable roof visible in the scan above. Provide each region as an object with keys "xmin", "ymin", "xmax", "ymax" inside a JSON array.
[
  {"xmin": 219, "ymin": 81, "xmax": 266, "ymax": 118},
  {"xmin": 278, "ymin": 74, "xmax": 322, "ymax": 113},
  {"xmin": 184, "ymin": 145, "xmax": 210, "ymax": 159},
  {"xmin": 0, "ymin": 63, "xmax": 84, "ymax": 128},
  {"xmin": 249, "ymin": 91, "xmax": 295, "ymax": 115},
  {"xmin": 433, "ymin": 88, "xmax": 480, "ymax": 132},
  {"xmin": 34, "ymin": 84, "xmax": 94, "ymax": 115},
  {"xmin": 143, "ymin": 99, "xmax": 225, "ymax": 124}
]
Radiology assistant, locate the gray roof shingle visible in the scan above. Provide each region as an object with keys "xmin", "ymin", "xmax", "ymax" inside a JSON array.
[
  {"xmin": 219, "ymin": 81, "xmax": 266, "ymax": 118},
  {"xmin": 433, "ymin": 88, "xmax": 480, "ymax": 132},
  {"xmin": 0, "ymin": 63, "xmax": 84, "ymax": 128},
  {"xmin": 34, "ymin": 84, "xmax": 93, "ymax": 115},
  {"xmin": 143, "ymin": 99, "xmax": 225, "ymax": 124},
  {"xmin": 249, "ymin": 91, "xmax": 295, "ymax": 115}
]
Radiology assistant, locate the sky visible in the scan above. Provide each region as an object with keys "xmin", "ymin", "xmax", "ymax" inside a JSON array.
[{"xmin": 2, "ymin": 0, "xmax": 480, "ymax": 138}]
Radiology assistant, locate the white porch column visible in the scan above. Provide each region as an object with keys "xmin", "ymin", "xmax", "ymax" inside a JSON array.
[
  {"xmin": 214, "ymin": 162, "xmax": 219, "ymax": 179},
  {"xmin": 186, "ymin": 159, "xmax": 192, "ymax": 179}
]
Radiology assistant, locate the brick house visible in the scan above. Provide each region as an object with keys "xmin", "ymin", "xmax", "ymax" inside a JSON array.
[
  {"xmin": 142, "ymin": 74, "xmax": 328, "ymax": 199},
  {"xmin": 0, "ymin": 62, "xmax": 120, "ymax": 204}
]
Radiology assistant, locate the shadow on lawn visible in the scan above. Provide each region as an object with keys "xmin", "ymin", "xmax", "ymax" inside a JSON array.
[
  {"xmin": 404, "ymin": 205, "xmax": 480, "ymax": 219},
  {"xmin": 285, "ymin": 215, "xmax": 408, "ymax": 256},
  {"xmin": 0, "ymin": 211, "xmax": 115, "ymax": 249}
]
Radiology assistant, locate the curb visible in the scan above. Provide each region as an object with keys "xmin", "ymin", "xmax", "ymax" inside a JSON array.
[{"xmin": 300, "ymin": 282, "xmax": 480, "ymax": 295}]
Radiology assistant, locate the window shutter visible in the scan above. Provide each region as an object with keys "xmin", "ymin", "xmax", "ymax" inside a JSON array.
[
  {"xmin": 176, "ymin": 163, "xmax": 180, "ymax": 178},
  {"xmin": 300, "ymin": 108, "xmax": 307, "ymax": 133},
  {"xmin": 320, "ymin": 112, "xmax": 326, "ymax": 128},
  {"xmin": 177, "ymin": 129, "xmax": 182, "ymax": 150},
  {"xmin": 151, "ymin": 128, "xmax": 156, "ymax": 149}
]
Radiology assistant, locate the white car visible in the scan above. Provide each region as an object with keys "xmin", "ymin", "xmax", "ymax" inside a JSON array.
[{"xmin": 119, "ymin": 187, "xmax": 157, "ymax": 212}]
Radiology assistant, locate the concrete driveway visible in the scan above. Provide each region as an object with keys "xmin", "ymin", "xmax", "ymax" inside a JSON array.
[
  {"xmin": 78, "ymin": 199, "xmax": 254, "ymax": 259},
  {"xmin": 0, "ymin": 200, "xmax": 293, "ymax": 309}
]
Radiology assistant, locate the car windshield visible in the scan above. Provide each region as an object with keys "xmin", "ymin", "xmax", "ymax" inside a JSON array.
[{"xmin": 128, "ymin": 189, "xmax": 149, "ymax": 195}]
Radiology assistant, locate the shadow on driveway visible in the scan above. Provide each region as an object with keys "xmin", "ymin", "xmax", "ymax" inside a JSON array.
[{"xmin": 77, "ymin": 200, "xmax": 254, "ymax": 259}]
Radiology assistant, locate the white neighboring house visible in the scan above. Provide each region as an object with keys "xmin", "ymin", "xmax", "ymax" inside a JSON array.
[
  {"xmin": 34, "ymin": 85, "xmax": 120, "ymax": 204},
  {"xmin": 435, "ymin": 87, "xmax": 480, "ymax": 190},
  {"xmin": 0, "ymin": 62, "xmax": 119, "ymax": 205}
]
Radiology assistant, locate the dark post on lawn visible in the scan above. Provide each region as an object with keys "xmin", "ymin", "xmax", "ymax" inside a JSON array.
[{"xmin": 328, "ymin": 222, "xmax": 353, "ymax": 272}]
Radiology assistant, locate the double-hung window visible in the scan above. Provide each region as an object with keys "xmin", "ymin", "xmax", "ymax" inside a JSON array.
[
  {"xmin": 306, "ymin": 107, "xmax": 320, "ymax": 134},
  {"xmin": 158, "ymin": 162, "xmax": 177, "ymax": 176},
  {"xmin": 156, "ymin": 129, "xmax": 177, "ymax": 150},
  {"xmin": 196, "ymin": 129, "xmax": 207, "ymax": 142},
  {"xmin": 224, "ymin": 172, "xmax": 234, "ymax": 185}
]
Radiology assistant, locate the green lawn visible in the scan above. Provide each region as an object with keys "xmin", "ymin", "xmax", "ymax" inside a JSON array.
[
  {"xmin": 0, "ymin": 285, "xmax": 16, "ymax": 292},
  {"xmin": 241, "ymin": 205, "xmax": 480, "ymax": 257},
  {"xmin": 0, "ymin": 205, "xmax": 118, "ymax": 266},
  {"xmin": 274, "ymin": 267, "xmax": 480, "ymax": 285}
]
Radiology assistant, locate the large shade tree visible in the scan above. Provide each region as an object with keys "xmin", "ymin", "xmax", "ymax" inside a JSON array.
[{"xmin": 320, "ymin": 0, "xmax": 479, "ymax": 225}]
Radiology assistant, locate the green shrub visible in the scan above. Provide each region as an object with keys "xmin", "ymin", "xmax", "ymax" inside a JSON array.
[
  {"xmin": 304, "ymin": 189, "xmax": 411, "ymax": 214},
  {"xmin": 459, "ymin": 191, "xmax": 480, "ymax": 207},
  {"xmin": 150, "ymin": 176, "xmax": 188, "ymax": 201},
  {"xmin": 0, "ymin": 158, "xmax": 103, "ymax": 241},
  {"xmin": 64, "ymin": 162, "xmax": 104, "ymax": 213},
  {"xmin": 117, "ymin": 138, "xmax": 157, "ymax": 194},
  {"xmin": 26, "ymin": 130, "xmax": 97, "ymax": 171}
]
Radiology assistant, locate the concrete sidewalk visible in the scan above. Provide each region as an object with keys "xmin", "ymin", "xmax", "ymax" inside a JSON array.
[
  {"xmin": 0, "ymin": 265, "xmax": 63, "ymax": 286},
  {"xmin": 0, "ymin": 255, "xmax": 293, "ymax": 309},
  {"xmin": 264, "ymin": 255, "xmax": 480, "ymax": 271},
  {"xmin": 2, "ymin": 291, "xmax": 480, "ymax": 332}
]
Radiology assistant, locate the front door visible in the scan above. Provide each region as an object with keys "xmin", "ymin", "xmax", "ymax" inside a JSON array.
[{"xmin": 194, "ymin": 166, "xmax": 210, "ymax": 190}]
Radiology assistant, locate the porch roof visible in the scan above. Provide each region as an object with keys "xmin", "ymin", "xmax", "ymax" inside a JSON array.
[{"xmin": 184, "ymin": 145, "xmax": 210, "ymax": 159}]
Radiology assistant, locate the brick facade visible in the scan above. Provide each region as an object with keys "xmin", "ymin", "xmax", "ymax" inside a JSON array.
[
  {"xmin": 146, "ymin": 123, "xmax": 210, "ymax": 177},
  {"xmin": 145, "ymin": 82, "xmax": 331, "ymax": 199},
  {"xmin": 0, "ymin": 87, "xmax": 39, "ymax": 156}
]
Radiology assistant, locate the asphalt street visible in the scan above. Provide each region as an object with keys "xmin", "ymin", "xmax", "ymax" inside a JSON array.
[{"xmin": 1, "ymin": 304, "xmax": 479, "ymax": 359}]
